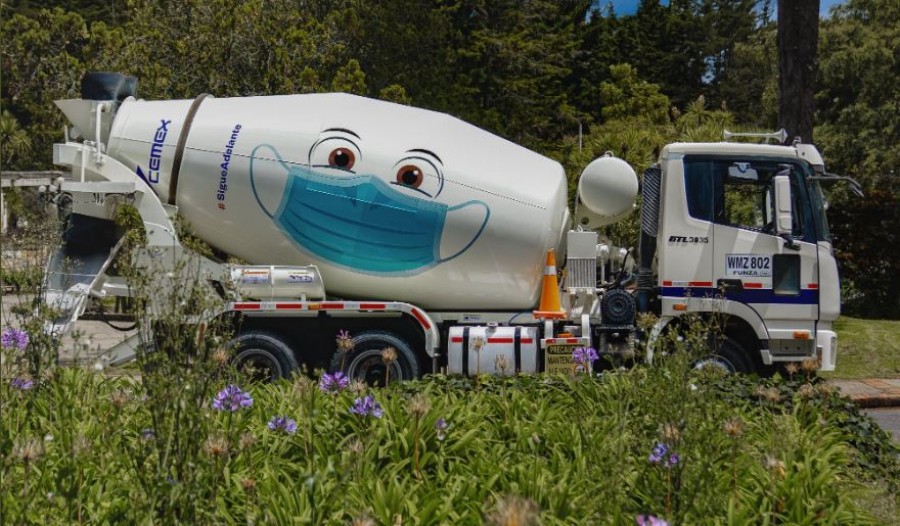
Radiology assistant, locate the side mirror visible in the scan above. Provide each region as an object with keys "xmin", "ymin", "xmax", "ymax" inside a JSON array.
[
  {"xmin": 773, "ymin": 171, "xmax": 800, "ymax": 250},
  {"xmin": 773, "ymin": 174, "xmax": 793, "ymax": 235}
]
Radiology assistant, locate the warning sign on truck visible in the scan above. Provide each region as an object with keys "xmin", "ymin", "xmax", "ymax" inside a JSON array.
[
  {"xmin": 725, "ymin": 254, "xmax": 772, "ymax": 278},
  {"xmin": 545, "ymin": 344, "xmax": 583, "ymax": 376}
]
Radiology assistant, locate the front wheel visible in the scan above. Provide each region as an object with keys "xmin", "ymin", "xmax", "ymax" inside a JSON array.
[
  {"xmin": 330, "ymin": 330, "xmax": 421, "ymax": 386},
  {"xmin": 693, "ymin": 336, "xmax": 755, "ymax": 374}
]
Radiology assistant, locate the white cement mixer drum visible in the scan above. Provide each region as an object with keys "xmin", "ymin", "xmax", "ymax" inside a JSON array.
[{"xmin": 104, "ymin": 93, "xmax": 570, "ymax": 310}]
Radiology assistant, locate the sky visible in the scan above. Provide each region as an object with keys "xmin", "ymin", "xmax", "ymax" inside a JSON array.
[{"xmin": 604, "ymin": 1, "xmax": 845, "ymax": 17}]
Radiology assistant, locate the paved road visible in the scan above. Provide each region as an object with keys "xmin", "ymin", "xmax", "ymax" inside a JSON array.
[
  {"xmin": 1, "ymin": 294, "xmax": 137, "ymax": 364},
  {"xmin": 864, "ymin": 408, "xmax": 900, "ymax": 444}
]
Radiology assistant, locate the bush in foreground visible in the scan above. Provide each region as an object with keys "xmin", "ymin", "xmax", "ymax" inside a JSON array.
[{"xmin": 1, "ymin": 339, "xmax": 897, "ymax": 524}]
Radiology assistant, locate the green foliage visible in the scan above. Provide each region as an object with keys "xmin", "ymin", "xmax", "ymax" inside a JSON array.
[
  {"xmin": 378, "ymin": 84, "xmax": 411, "ymax": 105},
  {"xmin": 0, "ymin": 110, "xmax": 33, "ymax": 167},
  {"xmin": 1, "ymin": 357, "xmax": 895, "ymax": 523},
  {"xmin": 331, "ymin": 59, "xmax": 367, "ymax": 95},
  {"xmin": 0, "ymin": 266, "xmax": 44, "ymax": 294},
  {"xmin": 2, "ymin": 298, "xmax": 896, "ymax": 524},
  {"xmin": 814, "ymin": 0, "xmax": 900, "ymax": 318},
  {"xmin": 599, "ymin": 64, "xmax": 670, "ymax": 124}
]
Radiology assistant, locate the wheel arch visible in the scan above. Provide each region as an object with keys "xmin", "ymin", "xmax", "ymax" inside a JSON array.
[{"xmin": 647, "ymin": 308, "xmax": 764, "ymax": 366}]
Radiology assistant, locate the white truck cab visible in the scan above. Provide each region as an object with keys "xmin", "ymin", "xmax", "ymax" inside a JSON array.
[{"xmin": 646, "ymin": 141, "xmax": 839, "ymax": 372}]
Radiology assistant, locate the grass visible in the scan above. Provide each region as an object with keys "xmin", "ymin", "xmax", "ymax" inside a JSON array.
[{"xmin": 826, "ymin": 316, "xmax": 900, "ymax": 379}]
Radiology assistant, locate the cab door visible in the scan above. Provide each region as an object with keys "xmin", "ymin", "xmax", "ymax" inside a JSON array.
[{"xmin": 707, "ymin": 159, "xmax": 819, "ymax": 344}]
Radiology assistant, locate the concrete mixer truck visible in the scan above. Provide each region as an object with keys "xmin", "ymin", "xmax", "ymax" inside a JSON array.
[{"xmin": 41, "ymin": 72, "xmax": 846, "ymax": 381}]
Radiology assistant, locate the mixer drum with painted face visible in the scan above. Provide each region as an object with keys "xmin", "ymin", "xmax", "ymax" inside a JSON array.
[{"xmin": 94, "ymin": 93, "xmax": 570, "ymax": 310}]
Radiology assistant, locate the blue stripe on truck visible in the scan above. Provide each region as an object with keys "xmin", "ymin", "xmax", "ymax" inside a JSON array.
[{"xmin": 661, "ymin": 287, "xmax": 819, "ymax": 305}]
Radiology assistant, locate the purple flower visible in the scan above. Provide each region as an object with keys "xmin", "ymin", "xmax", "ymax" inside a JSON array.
[
  {"xmin": 435, "ymin": 417, "xmax": 448, "ymax": 441},
  {"xmin": 212, "ymin": 385, "xmax": 254, "ymax": 412},
  {"xmin": 1, "ymin": 328, "xmax": 29, "ymax": 350},
  {"xmin": 649, "ymin": 442, "xmax": 680, "ymax": 467},
  {"xmin": 318, "ymin": 371, "xmax": 350, "ymax": 394},
  {"xmin": 141, "ymin": 428, "xmax": 155, "ymax": 440},
  {"xmin": 350, "ymin": 394, "xmax": 384, "ymax": 418},
  {"xmin": 10, "ymin": 377, "xmax": 34, "ymax": 390},
  {"xmin": 636, "ymin": 515, "xmax": 669, "ymax": 526},
  {"xmin": 648, "ymin": 442, "xmax": 668, "ymax": 464},
  {"xmin": 572, "ymin": 347, "xmax": 599, "ymax": 364},
  {"xmin": 267, "ymin": 415, "xmax": 298, "ymax": 434},
  {"xmin": 666, "ymin": 453, "xmax": 680, "ymax": 467}
]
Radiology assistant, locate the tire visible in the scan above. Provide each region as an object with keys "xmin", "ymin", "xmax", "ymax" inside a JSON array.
[
  {"xmin": 231, "ymin": 331, "xmax": 299, "ymax": 381},
  {"xmin": 329, "ymin": 330, "xmax": 421, "ymax": 386},
  {"xmin": 692, "ymin": 336, "xmax": 755, "ymax": 374}
]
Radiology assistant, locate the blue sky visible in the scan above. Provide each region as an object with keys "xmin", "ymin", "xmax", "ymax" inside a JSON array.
[{"xmin": 604, "ymin": 1, "xmax": 845, "ymax": 17}]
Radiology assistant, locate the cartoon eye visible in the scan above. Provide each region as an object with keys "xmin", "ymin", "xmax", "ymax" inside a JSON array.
[
  {"xmin": 328, "ymin": 148, "xmax": 356, "ymax": 170},
  {"xmin": 396, "ymin": 165, "xmax": 424, "ymax": 189},
  {"xmin": 391, "ymin": 152, "xmax": 443, "ymax": 198},
  {"xmin": 309, "ymin": 134, "xmax": 362, "ymax": 173}
]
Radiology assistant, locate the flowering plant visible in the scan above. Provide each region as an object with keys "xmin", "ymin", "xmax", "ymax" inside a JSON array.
[
  {"xmin": 648, "ymin": 442, "xmax": 680, "ymax": 468},
  {"xmin": 267, "ymin": 415, "xmax": 298, "ymax": 434},
  {"xmin": 212, "ymin": 385, "xmax": 254, "ymax": 412},
  {"xmin": 572, "ymin": 346, "xmax": 599, "ymax": 364},
  {"xmin": 350, "ymin": 394, "xmax": 384, "ymax": 418},
  {"xmin": 1, "ymin": 328, "xmax": 29, "ymax": 350},
  {"xmin": 318, "ymin": 371, "xmax": 350, "ymax": 394}
]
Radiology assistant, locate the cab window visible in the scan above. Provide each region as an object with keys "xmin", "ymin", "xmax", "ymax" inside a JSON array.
[{"xmin": 683, "ymin": 157, "xmax": 808, "ymax": 239}]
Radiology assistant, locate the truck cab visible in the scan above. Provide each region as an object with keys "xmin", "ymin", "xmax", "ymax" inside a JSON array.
[{"xmin": 650, "ymin": 142, "xmax": 839, "ymax": 373}]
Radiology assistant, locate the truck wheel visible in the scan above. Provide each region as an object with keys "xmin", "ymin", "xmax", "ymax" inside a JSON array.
[
  {"xmin": 331, "ymin": 330, "xmax": 420, "ymax": 386},
  {"xmin": 693, "ymin": 336, "xmax": 754, "ymax": 374},
  {"xmin": 231, "ymin": 332, "xmax": 299, "ymax": 381}
]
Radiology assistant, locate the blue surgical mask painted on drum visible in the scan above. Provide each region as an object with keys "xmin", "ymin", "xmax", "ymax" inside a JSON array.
[{"xmin": 250, "ymin": 145, "xmax": 489, "ymax": 274}]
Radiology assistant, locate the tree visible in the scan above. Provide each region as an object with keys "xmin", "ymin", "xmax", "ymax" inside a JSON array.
[
  {"xmin": 599, "ymin": 64, "xmax": 670, "ymax": 124},
  {"xmin": 814, "ymin": 0, "xmax": 900, "ymax": 318},
  {"xmin": 0, "ymin": 111, "xmax": 33, "ymax": 168},
  {"xmin": 777, "ymin": 0, "xmax": 819, "ymax": 144},
  {"xmin": 0, "ymin": 8, "xmax": 88, "ymax": 168},
  {"xmin": 331, "ymin": 59, "xmax": 367, "ymax": 95}
]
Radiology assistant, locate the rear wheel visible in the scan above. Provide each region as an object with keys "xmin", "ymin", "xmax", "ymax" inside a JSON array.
[
  {"xmin": 330, "ymin": 330, "xmax": 420, "ymax": 386},
  {"xmin": 231, "ymin": 331, "xmax": 299, "ymax": 381}
]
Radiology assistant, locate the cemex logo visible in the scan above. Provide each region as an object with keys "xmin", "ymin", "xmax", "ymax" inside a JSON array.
[{"xmin": 136, "ymin": 119, "xmax": 171, "ymax": 184}]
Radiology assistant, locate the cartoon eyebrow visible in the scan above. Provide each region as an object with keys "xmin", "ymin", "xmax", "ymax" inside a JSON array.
[
  {"xmin": 407, "ymin": 148, "xmax": 443, "ymax": 165},
  {"xmin": 309, "ymin": 129, "xmax": 362, "ymax": 167},
  {"xmin": 322, "ymin": 127, "xmax": 361, "ymax": 139}
]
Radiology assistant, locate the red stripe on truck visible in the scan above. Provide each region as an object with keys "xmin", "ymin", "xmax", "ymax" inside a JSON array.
[
  {"xmin": 411, "ymin": 308, "xmax": 432, "ymax": 330},
  {"xmin": 275, "ymin": 303, "xmax": 304, "ymax": 309},
  {"xmin": 233, "ymin": 303, "xmax": 260, "ymax": 310},
  {"xmin": 360, "ymin": 303, "xmax": 386, "ymax": 310}
]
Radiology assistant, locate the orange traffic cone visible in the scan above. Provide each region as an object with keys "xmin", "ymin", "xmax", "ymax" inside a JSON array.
[{"xmin": 533, "ymin": 249, "xmax": 566, "ymax": 320}]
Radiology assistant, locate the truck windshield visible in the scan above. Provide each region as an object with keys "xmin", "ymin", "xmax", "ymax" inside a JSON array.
[{"xmin": 806, "ymin": 179, "xmax": 831, "ymax": 242}]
